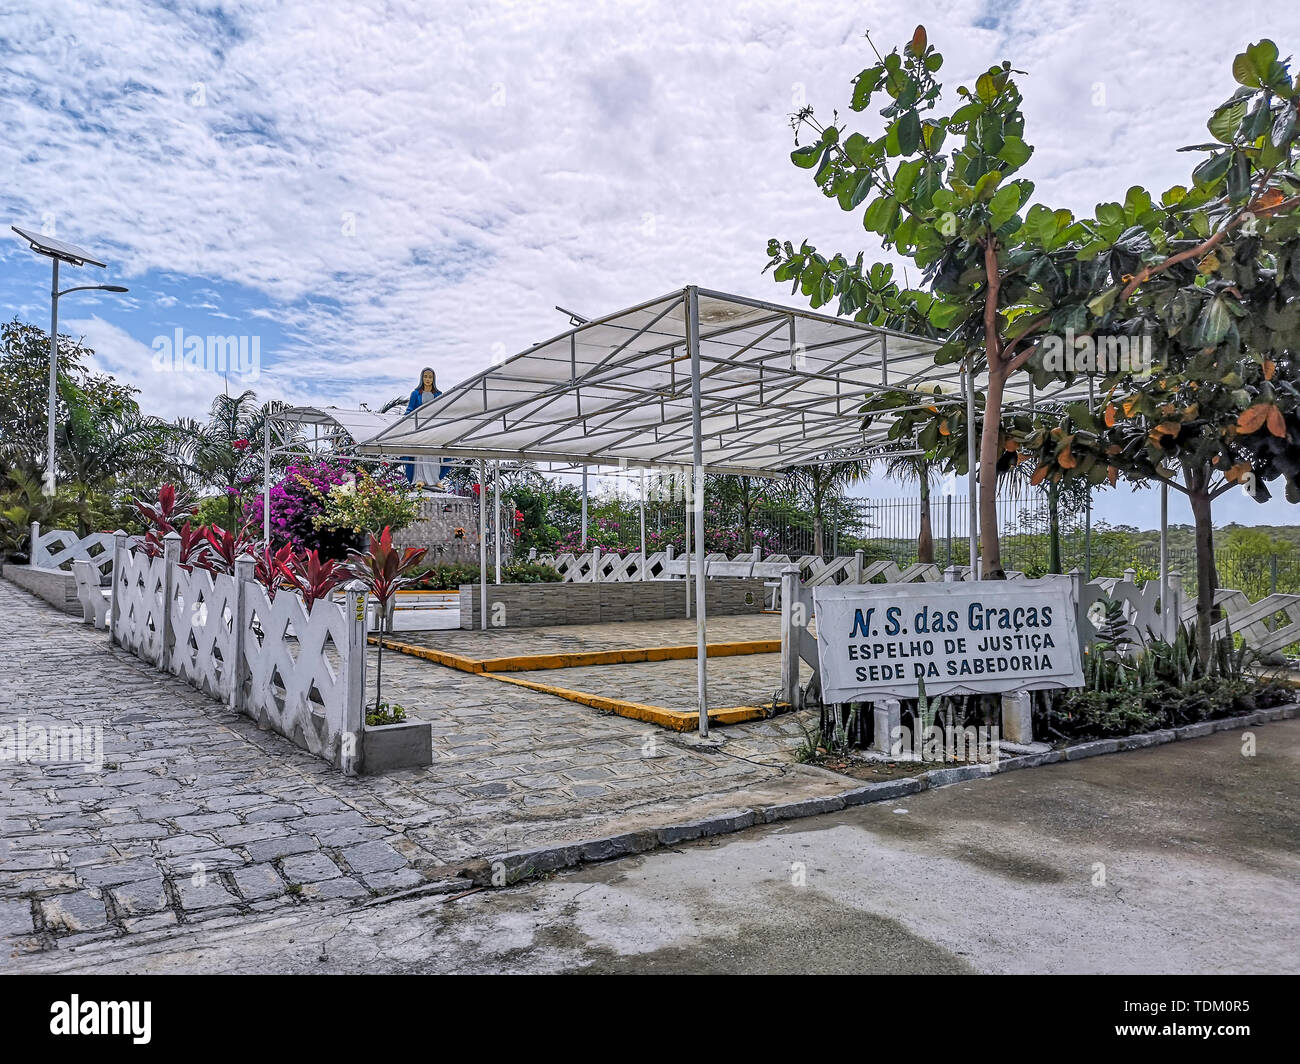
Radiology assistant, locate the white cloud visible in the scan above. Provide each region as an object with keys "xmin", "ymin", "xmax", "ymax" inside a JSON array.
[{"xmin": 5, "ymin": 0, "xmax": 1299, "ymax": 531}]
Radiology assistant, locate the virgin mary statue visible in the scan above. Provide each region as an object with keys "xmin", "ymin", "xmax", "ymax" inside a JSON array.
[{"xmin": 404, "ymin": 366, "xmax": 447, "ymax": 489}]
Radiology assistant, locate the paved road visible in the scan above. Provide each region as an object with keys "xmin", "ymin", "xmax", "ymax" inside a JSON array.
[{"xmin": 22, "ymin": 717, "xmax": 1298, "ymax": 974}]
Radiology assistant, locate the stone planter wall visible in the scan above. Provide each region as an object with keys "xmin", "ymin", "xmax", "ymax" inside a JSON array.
[
  {"xmin": 458, "ymin": 578, "xmax": 769, "ymax": 629},
  {"xmin": 1, "ymin": 564, "xmax": 80, "ymax": 615}
]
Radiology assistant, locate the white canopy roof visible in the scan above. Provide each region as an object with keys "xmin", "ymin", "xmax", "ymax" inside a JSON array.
[
  {"xmin": 286, "ymin": 286, "xmax": 1082, "ymax": 477},
  {"xmin": 359, "ymin": 287, "xmax": 967, "ymax": 476},
  {"xmin": 281, "ymin": 406, "xmax": 404, "ymax": 443}
]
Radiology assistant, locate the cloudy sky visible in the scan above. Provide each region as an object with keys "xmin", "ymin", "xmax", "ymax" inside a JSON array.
[{"xmin": 2, "ymin": 0, "xmax": 1298, "ymax": 529}]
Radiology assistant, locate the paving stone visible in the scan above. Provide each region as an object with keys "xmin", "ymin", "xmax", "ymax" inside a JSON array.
[
  {"xmin": 175, "ymin": 876, "xmax": 240, "ymax": 911},
  {"xmin": 312, "ymin": 826, "xmax": 393, "ymax": 848},
  {"xmin": 359, "ymin": 868, "xmax": 427, "ymax": 892},
  {"xmin": 290, "ymin": 811, "xmax": 372, "ymax": 833},
  {"xmin": 281, "ymin": 853, "xmax": 343, "ymax": 883},
  {"xmin": 244, "ymin": 835, "xmax": 319, "ymax": 862},
  {"xmin": 108, "ymin": 877, "xmax": 169, "ymax": 915},
  {"xmin": 203, "ymin": 794, "xmax": 274, "ymax": 813},
  {"xmin": 99, "ymin": 822, "xmax": 169, "ymax": 842},
  {"xmin": 340, "ymin": 841, "xmax": 409, "ymax": 875},
  {"xmin": 232, "ymin": 863, "xmax": 286, "ymax": 901},
  {"xmin": 301, "ymin": 877, "xmax": 370, "ymax": 900},
  {"xmin": 0, "ymin": 898, "xmax": 35, "ymax": 937},
  {"xmin": 40, "ymin": 891, "xmax": 108, "ymax": 933},
  {"xmin": 174, "ymin": 812, "xmax": 241, "ymax": 832},
  {"xmin": 77, "ymin": 858, "xmax": 162, "ymax": 887},
  {"xmin": 244, "ymin": 803, "xmax": 303, "ymax": 823},
  {"xmin": 214, "ymin": 823, "xmax": 293, "ymax": 846}
]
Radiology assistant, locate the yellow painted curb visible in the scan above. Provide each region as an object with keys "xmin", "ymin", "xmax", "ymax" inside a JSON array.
[
  {"xmin": 369, "ymin": 635, "xmax": 780, "ymax": 731},
  {"xmin": 369, "ymin": 635, "xmax": 780, "ymax": 675},
  {"xmin": 487, "ymin": 674, "xmax": 770, "ymax": 732}
]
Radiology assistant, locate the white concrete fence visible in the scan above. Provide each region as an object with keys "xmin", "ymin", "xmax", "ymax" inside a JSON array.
[
  {"xmin": 777, "ymin": 564, "xmax": 1193, "ymax": 748},
  {"xmin": 110, "ymin": 532, "xmax": 367, "ymax": 774},
  {"xmin": 30, "ymin": 522, "xmax": 127, "ymax": 578}
]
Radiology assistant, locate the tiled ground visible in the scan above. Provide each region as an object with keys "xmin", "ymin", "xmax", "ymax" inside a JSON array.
[
  {"xmin": 507, "ymin": 653, "xmax": 814, "ymax": 711},
  {"xmin": 0, "ymin": 578, "xmax": 833, "ymax": 960},
  {"xmin": 390, "ymin": 613, "xmax": 784, "ymax": 657}
]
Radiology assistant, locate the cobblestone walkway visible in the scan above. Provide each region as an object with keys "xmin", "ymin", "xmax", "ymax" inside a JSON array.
[{"xmin": 0, "ymin": 579, "xmax": 833, "ymax": 961}]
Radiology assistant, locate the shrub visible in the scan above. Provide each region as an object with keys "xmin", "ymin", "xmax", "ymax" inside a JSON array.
[{"xmin": 244, "ymin": 458, "xmax": 414, "ymax": 559}]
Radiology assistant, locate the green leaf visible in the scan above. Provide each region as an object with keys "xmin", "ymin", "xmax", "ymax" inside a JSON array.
[
  {"xmin": 1208, "ymin": 99, "xmax": 1247, "ymax": 142},
  {"xmin": 1273, "ymin": 104, "xmax": 1297, "ymax": 148},
  {"xmin": 927, "ymin": 300, "xmax": 967, "ymax": 329},
  {"xmin": 1087, "ymin": 285, "xmax": 1120, "ymax": 318},
  {"xmin": 852, "ymin": 65, "xmax": 885, "ymax": 111},
  {"xmin": 1194, "ymin": 295, "xmax": 1232, "ymax": 347},
  {"xmin": 997, "ymin": 135, "xmax": 1032, "ymax": 169},
  {"xmin": 897, "ymin": 109, "xmax": 922, "ymax": 156},
  {"xmin": 791, "ymin": 144, "xmax": 822, "ymax": 169},
  {"xmin": 843, "ymin": 132, "xmax": 871, "ymax": 166},
  {"xmin": 973, "ymin": 169, "xmax": 1003, "ymax": 202},
  {"xmin": 989, "ymin": 183, "xmax": 1022, "ymax": 227},
  {"xmin": 1192, "ymin": 151, "xmax": 1231, "ymax": 188},
  {"xmin": 1232, "ymin": 51, "xmax": 1262, "ymax": 88},
  {"xmin": 976, "ymin": 72, "xmax": 997, "ymax": 103},
  {"xmin": 1246, "ymin": 40, "xmax": 1280, "ymax": 82},
  {"xmin": 1225, "ymin": 152, "xmax": 1250, "ymax": 204},
  {"xmin": 893, "ymin": 158, "xmax": 923, "ymax": 198},
  {"xmin": 848, "ymin": 171, "xmax": 875, "ymax": 209}
]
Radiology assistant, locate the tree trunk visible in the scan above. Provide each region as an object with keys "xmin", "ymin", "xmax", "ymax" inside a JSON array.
[
  {"xmin": 1047, "ymin": 479, "xmax": 1061, "ymax": 574},
  {"xmin": 1186, "ymin": 467, "xmax": 1218, "ymax": 663},
  {"xmin": 978, "ymin": 365, "xmax": 1007, "ymax": 579},
  {"xmin": 917, "ymin": 468, "xmax": 934, "ymax": 564}
]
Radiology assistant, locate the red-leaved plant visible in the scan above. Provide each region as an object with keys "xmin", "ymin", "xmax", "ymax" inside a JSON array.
[
  {"xmin": 201, "ymin": 523, "xmax": 259, "ymax": 575},
  {"xmin": 277, "ymin": 549, "xmax": 346, "ymax": 608},
  {"xmin": 253, "ymin": 543, "xmax": 296, "ymax": 601},
  {"xmin": 343, "ymin": 527, "xmax": 427, "ymax": 711},
  {"xmin": 133, "ymin": 483, "xmax": 193, "ymax": 558}
]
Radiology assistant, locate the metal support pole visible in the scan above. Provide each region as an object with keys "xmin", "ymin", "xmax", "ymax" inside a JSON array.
[
  {"xmin": 478, "ymin": 459, "xmax": 488, "ymax": 630},
  {"xmin": 581, "ymin": 466, "xmax": 588, "ymax": 548},
  {"xmin": 687, "ymin": 287, "xmax": 709, "ymax": 736},
  {"xmin": 946, "ymin": 493, "xmax": 953, "ymax": 569},
  {"xmin": 262, "ymin": 416, "xmax": 272, "ymax": 546},
  {"xmin": 639, "ymin": 468, "xmax": 647, "ymax": 581},
  {"xmin": 964, "ymin": 361, "xmax": 978, "ymax": 578},
  {"xmin": 493, "ymin": 460, "xmax": 502, "ymax": 585},
  {"xmin": 44, "ymin": 259, "xmax": 59, "ymax": 496},
  {"xmin": 683, "ymin": 469, "xmax": 691, "ymax": 619}
]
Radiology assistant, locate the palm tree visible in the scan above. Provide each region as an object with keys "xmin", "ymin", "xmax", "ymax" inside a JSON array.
[
  {"xmin": 868, "ymin": 442, "xmax": 944, "ymax": 564},
  {"xmin": 172, "ymin": 391, "xmax": 299, "ymax": 528},
  {"xmin": 788, "ymin": 456, "xmax": 868, "ymax": 558}
]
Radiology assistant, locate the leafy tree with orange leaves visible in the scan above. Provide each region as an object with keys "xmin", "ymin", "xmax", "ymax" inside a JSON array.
[{"xmin": 1013, "ymin": 39, "xmax": 1300, "ymax": 657}]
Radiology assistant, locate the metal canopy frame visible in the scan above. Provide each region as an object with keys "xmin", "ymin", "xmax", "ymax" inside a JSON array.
[
  {"xmin": 361, "ymin": 288, "xmax": 952, "ymax": 476},
  {"xmin": 275, "ymin": 286, "xmax": 1094, "ymax": 736}
]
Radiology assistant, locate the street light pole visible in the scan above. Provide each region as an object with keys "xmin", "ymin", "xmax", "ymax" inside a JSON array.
[
  {"xmin": 11, "ymin": 225, "xmax": 126, "ymax": 497},
  {"xmin": 46, "ymin": 258, "xmax": 59, "ymax": 496}
]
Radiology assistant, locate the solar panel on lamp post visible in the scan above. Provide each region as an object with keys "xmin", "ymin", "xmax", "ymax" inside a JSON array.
[{"xmin": 10, "ymin": 226, "xmax": 129, "ymax": 496}]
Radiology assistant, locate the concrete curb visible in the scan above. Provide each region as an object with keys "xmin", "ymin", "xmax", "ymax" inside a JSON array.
[{"xmin": 469, "ymin": 702, "xmax": 1299, "ymax": 888}]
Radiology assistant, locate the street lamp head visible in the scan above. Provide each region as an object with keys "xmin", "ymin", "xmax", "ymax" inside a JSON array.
[
  {"xmin": 10, "ymin": 224, "xmax": 107, "ymax": 268},
  {"xmin": 102, "ymin": 285, "xmax": 128, "ymax": 293}
]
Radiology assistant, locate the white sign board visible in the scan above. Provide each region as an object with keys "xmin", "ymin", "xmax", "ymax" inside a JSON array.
[{"xmin": 812, "ymin": 578, "xmax": 1084, "ymax": 703}]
